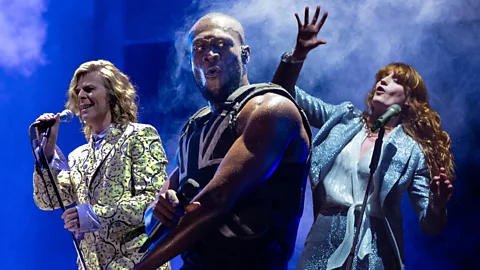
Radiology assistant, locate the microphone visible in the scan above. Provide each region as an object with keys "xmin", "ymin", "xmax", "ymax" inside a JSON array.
[
  {"xmin": 139, "ymin": 178, "xmax": 201, "ymax": 253},
  {"xmin": 371, "ymin": 104, "xmax": 401, "ymax": 132},
  {"xmin": 32, "ymin": 109, "xmax": 75, "ymax": 130}
]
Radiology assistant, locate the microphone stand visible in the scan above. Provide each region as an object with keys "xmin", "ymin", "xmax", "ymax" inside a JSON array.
[
  {"xmin": 344, "ymin": 127, "xmax": 385, "ymax": 270},
  {"xmin": 29, "ymin": 125, "xmax": 88, "ymax": 270}
]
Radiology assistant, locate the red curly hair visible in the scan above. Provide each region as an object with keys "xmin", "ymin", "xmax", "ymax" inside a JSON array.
[{"xmin": 362, "ymin": 63, "xmax": 455, "ymax": 179}]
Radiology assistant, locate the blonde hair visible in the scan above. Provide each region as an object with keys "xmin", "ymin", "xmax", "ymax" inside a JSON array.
[
  {"xmin": 65, "ymin": 60, "xmax": 138, "ymax": 139},
  {"xmin": 362, "ymin": 63, "xmax": 455, "ymax": 179}
]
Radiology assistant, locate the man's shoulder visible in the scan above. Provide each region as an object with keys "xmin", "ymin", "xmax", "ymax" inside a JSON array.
[
  {"xmin": 127, "ymin": 122, "xmax": 151, "ymax": 129},
  {"xmin": 126, "ymin": 123, "xmax": 165, "ymax": 144},
  {"xmin": 239, "ymin": 92, "xmax": 303, "ymax": 130},
  {"xmin": 229, "ymin": 82, "xmax": 292, "ymax": 106},
  {"xmin": 68, "ymin": 144, "xmax": 89, "ymax": 160},
  {"xmin": 245, "ymin": 92, "xmax": 300, "ymax": 115}
]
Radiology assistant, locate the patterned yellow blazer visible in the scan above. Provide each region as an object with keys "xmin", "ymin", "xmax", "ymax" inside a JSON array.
[{"xmin": 33, "ymin": 122, "xmax": 170, "ymax": 270}]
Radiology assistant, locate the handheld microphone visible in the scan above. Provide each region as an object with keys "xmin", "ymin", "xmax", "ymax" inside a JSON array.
[
  {"xmin": 371, "ymin": 104, "xmax": 401, "ymax": 132},
  {"xmin": 139, "ymin": 178, "xmax": 200, "ymax": 253},
  {"xmin": 32, "ymin": 109, "xmax": 75, "ymax": 130}
]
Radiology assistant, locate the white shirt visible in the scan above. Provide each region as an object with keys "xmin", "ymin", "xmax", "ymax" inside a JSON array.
[{"xmin": 322, "ymin": 126, "xmax": 395, "ymax": 269}]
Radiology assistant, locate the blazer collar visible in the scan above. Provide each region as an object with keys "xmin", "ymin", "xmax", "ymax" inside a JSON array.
[
  {"xmin": 377, "ymin": 125, "xmax": 416, "ymax": 207},
  {"xmin": 85, "ymin": 122, "xmax": 130, "ymax": 189}
]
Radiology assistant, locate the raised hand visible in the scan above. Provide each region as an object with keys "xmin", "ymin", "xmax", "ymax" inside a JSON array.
[
  {"xmin": 293, "ymin": 6, "xmax": 328, "ymax": 60},
  {"xmin": 430, "ymin": 167, "xmax": 453, "ymax": 203}
]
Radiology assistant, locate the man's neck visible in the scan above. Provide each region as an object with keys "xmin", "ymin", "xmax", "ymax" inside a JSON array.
[
  {"xmin": 91, "ymin": 113, "xmax": 112, "ymax": 134},
  {"xmin": 209, "ymin": 79, "xmax": 250, "ymax": 111}
]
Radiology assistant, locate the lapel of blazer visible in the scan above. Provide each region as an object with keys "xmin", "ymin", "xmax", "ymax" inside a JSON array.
[
  {"xmin": 311, "ymin": 113, "xmax": 362, "ymax": 217},
  {"xmin": 310, "ymin": 102, "xmax": 362, "ymax": 192},
  {"xmin": 85, "ymin": 122, "xmax": 133, "ymax": 190},
  {"xmin": 70, "ymin": 143, "xmax": 94, "ymax": 202},
  {"xmin": 76, "ymin": 142, "xmax": 95, "ymax": 175},
  {"xmin": 377, "ymin": 126, "xmax": 415, "ymax": 207}
]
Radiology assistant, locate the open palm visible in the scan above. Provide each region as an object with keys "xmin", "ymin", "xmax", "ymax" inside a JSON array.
[{"xmin": 293, "ymin": 6, "xmax": 328, "ymax": 59}]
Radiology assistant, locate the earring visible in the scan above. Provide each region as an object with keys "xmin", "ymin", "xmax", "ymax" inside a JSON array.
[{"xmin": 241, "ymin": 46, "xmax": 249, "ymax": 63}]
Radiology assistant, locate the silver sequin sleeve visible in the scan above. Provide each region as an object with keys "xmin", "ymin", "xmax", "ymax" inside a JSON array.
[
  {"xmin": 294, "ymin": 86, "xmax": 340, "ymax": 128},
  {"xmin": 408, "ymin": 152, "xmax": 447, "ymax": 235}
]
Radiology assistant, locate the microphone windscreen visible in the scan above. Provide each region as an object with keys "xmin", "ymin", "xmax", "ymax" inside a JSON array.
[{"xmin": 60, "ymin": 109, "xmax": 74, "ymax": 123}]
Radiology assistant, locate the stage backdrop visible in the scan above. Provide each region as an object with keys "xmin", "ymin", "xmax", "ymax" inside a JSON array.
[{"xmin": 1, "ymin": 0, "xmax": 479, "ymax": 269}]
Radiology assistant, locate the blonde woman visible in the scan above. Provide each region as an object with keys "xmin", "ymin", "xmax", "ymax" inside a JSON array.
[{"xmin": 33, "ymin": 60, "xmax": 170, "ymax": 270}]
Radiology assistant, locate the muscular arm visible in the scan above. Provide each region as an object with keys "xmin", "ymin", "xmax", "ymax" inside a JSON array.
[{"xmin": 134, "ymin": 94, "xmax": 308, "ymax": 269}]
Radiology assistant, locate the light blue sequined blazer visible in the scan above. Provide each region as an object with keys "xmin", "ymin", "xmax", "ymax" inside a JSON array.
[{"xmin": 295, "ymin": 87, "xmax": 446, "ymax": 268}]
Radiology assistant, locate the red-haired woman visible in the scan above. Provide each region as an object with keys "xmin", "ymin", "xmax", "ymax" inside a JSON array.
[{"xmin": 273, "ymin": 6, "xmax": 454, "ymax": 270}]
